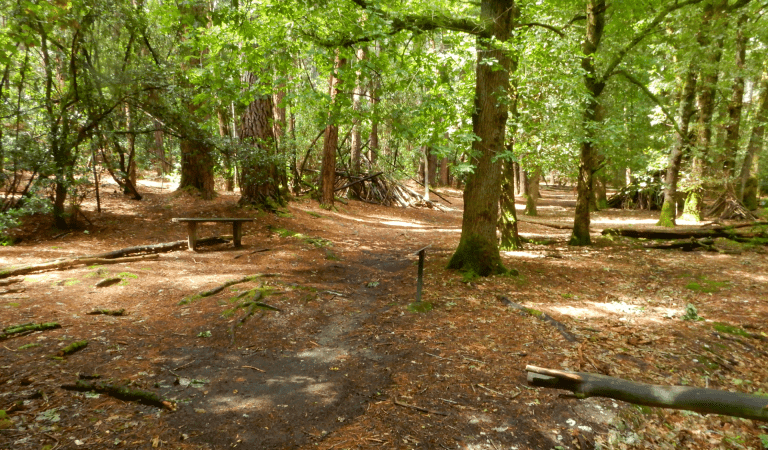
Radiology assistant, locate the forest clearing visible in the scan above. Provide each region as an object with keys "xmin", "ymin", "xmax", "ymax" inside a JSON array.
[{"xmin": 1, "ymin": 178, "xmax": 767, "ymax": 450}]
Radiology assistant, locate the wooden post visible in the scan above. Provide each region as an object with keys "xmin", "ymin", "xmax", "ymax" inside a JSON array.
[
  {"xmin": 187, "ymin": 222, "xmax": 198, "ymax": 251},
  {"xmin": 233, "ymin": 222, "xmax": 243, "ymax": 247},
  {"xmin": 412, "ymin": 245, "xmax": 431, "ymax": 303}
]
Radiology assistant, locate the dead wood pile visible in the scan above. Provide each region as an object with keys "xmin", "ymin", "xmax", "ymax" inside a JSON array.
[{"xmin": 333, "ymin": 171, "xmax": 448, "ymax": 211}]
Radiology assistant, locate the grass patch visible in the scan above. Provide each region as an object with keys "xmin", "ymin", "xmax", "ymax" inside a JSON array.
[
  {"xmin": 407, "ymin": 301, "xmax": 433, "ymax": 313},
  {"xmin": 306, "ymin": 211, "xmax": 324, "ymax": 218},
  {"xmin": 683, "ymin": 275, "xmax": 729, "ymax": 293},
  {"xmin": 271, "ymin": 227, "xmax": 332, "ymax": 248}
]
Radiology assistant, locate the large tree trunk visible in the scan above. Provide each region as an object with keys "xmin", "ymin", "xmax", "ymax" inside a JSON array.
[
  {"xmin": 321, "ymin": 53, "xmax": 346, "ymax": 207},
  {"xmin": 682, "ymin": 0, "xmax": 727, "ymax": 222},
  {"xmin": 658, "ymin": 65, "xmax": 698, "ymax": 227},
  {"xmin": 448, "ymin": 0, "xmax": 514, "ymax": 276},
  {"xmin": 722, "ymin": 14, "xmax": 747, "ymax": 181},
  {"xmin": 177, "ymin": 2, "xmax": 215, "ymax": 200},
  {"xmin": 738, "ymin": 72, "xmax": 768, "ymax": 202},
  {"xmin": 369, "ymin": 41, "xmax": 381, "ymax": 165},
  {"xmin": 569, "ymin": 0, "xmax": 606, "ymax": 246},
  {"xmin": 218, "ymin": 107, "xmax": 235, "ymax": 192},
  {"xmin": 238, "ymin": 72, "xmax": 281, "ymax": 208},
  {"xmin": 273, "ymin": 84, "xmax": 288, "ymax": 191}
]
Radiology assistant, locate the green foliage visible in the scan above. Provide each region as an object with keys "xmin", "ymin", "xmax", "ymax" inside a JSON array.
[
  {"xmin": 407, "ymin": 301, "xmax": 433, "ymax": 313},
  {"xmin": 681, "ymin": 303, "xmax": 703, "ymax": 321},
  {"xmin": 712, "ymin": 322, "xmax": 750, "ymax": 338},
  {"xmin": 684, "ymin": 275, "xmax": 729, "ymax": 294}
]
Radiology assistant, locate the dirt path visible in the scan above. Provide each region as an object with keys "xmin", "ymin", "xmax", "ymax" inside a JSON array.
[{"xmin": 2, "ymin": 181, "xmax": 767, "ymax": 450}]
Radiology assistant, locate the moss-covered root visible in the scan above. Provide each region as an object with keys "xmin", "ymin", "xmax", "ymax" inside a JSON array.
[
  {"xmin": 86, "ymin": 309, "xmax": 126, "ymax": 316},
  {"xmin": 180, "ymin": 273, "xmax": 277, "ymax": 305},
  {"xmin": 447, "ymin": 234, "xmax": 506, "ymax": 277},
  {"xmin": 56, "ymin": 340, "xmax": 88, "ymax": 357},
  {"xmin": 1, "ymin": 322, "xmax": 61, "ymax": 340},
  {"xmin": 681, "ymin": 191, "xmax": 702, "ymax": 222},
  {"xmin": 62, "ymin": 380, "xmax": 176, "ymax": 410},
  {"xmin": 656, "ymin": 201, "xmax": 676, "ymax": 227}
]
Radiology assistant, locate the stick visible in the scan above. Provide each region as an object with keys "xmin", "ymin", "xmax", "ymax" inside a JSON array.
[
  {"xmin": 499, "ymin": 295, "xmax": 579, "ymax": 342},
  {"xmin": 62, "ymin": 380, "xmax": 176, "ymax": 410},
  {"xmin": 393, "ymin": 399, "xmax": 448, "ymax": 416},
  {"xmin": 334, "ymin": 172, "xmax": 384, "ymax": 192},
  {"xmin": 242, "ymin": 365, "xmax": 265, "ymax": 373},
  {"xmin": 180, "ymin": 274, "xmax": 277, "ymax": 305},
  {"xmin": 526, "ymin": 365, "xmax": 768, "ymax": 422},
  {"xmin": 233, "ymin": 248, "xmax": 270, "ymax": 260},
  {"xmin": 0, "ymin": 254, "xmax": 159, "ymax": 279},
  {"xmin": 1, "ymin": 322, "xmax": 61, "ymax": 340},
  {"xmin": 86, "ymin": 308, "xmax": 126, "ymax": 316}
]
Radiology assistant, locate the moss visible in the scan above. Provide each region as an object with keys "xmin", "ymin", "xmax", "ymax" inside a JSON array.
[
  {"xmin": 306, "ymin": 211, "xmax": 323, "ymax": 218},
  {"xmin": 743, "ymin": 177, "xmax": 758, "ymax": 210},
  {"xmin": 712, "ymin": 322, "xmax": 750, "ymax": 337},
  {"xmin": 656, "ymin": 201, "xmax": 676, "ymax": 227},
  {"xmin": 407, "ymin": 301, "xmax": 433, "ymax": 313},
  {"xmin": 447, "ymin": 234, "xmax": 506, "ymax": 277},
  {"xmin": 681, "ymin": 191, "xmax": 702, "ymax": 222}
]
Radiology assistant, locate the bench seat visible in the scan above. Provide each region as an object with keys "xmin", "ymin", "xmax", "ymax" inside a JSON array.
[{"xmin": 171, "ymin": 218, "xmax": 255, "ymax": 250}]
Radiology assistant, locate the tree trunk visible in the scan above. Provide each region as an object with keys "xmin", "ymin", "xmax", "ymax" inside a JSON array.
[
  {"xmin": 273, "ymin": 85, "xmax": 288, "ymax": 191},
  {"xmin": 369, "ymin": 41, "xmax": 381, "ymax": 165},
  {"xmin": 683, "ymin": 0, "xmax": 727, "ymax": 222},
  {"xmin": 218, "ymin": 108, "xmax": 235, "ymax": 192},
  {"xmin": 238, "ymin": 72, "xmax": 281, "ymax": 208},
  {"xmin": 448, "ymin": 0, "xmax": 514, "ymax": 277},
  {"xmin": 570, "ymin": 0, "xmax": 606, "ymax": 246},
  {"xmin": 525, "ymin": 168, "xmax": 540, "ymax": 216},
  {"xmin": 722, "ymin": 14, "xmax": 747, "ymax": 181},
  {"xmin": 499, "ymin": 161, "xmax": 522, "ymax": 250},
  {"xmin": 350, "ymin": 47, "xmax": 366, "ymax": 175},
  {"xmin": 658, "ymin": 65, "xmax": 698, "ymax": 227},
  {"xmin": 738, "ymin": 72, "xmax": 768, "ymax": 201},
  {"xmin": 321, "ymin": 53, "xmax": 346, "ymax": 207},
  {"xmin": 427, "ymin": 147, "xmax": 438, "ymax": 187},
  {"xmin": 177, "ymin": 0, "xmax": 215, "ymax": 200},
  {"xmin": 439, "ymin": 156, "xmax": 450, "ymax": 186}
]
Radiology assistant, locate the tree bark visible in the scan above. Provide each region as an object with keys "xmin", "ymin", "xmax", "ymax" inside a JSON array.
[
  {"xmin": 738, "ymin": 72, "xmax": 768, "ymax": 201},
  {"xmin": 722, "ymin": 14, "xmax": 747, "ymax": 181},
  {"xmin": 499, "ymin": 162, "xmax": 522, "ymax": 250},
  {"xmin": 238, "ymin": 72, "xmax": 281, "ymax": 208},
  {"xmin": 526, "ymin": 365, "xmax": 768, "ymax": 423},
  {"xmin": 321, "ymin": 53, "xmax": 346, "ymax": 207},
  {"xmin": 683, "ymin": 0, "xmax": 727, "ymax": 222},
  {"xmin": 658, "ymin": 65, "xmax": 698, "ymax": 227},
  {"xmin": 569, "ymin": 0, "xmax": 606, "ymax": 246},
  {"xmin": 447, "ymin": 0, "xmax": 514, "ymax": 276},
  {"xmin": 350, "ymin": 47, "xmax": 366, "ymax": 175}
]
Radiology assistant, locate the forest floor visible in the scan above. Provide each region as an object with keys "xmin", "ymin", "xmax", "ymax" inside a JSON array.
[{"xmin": 1, "ymin": 178, "xmax": 768, "ymax": 450}]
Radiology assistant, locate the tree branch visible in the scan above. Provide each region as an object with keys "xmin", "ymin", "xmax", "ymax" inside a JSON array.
[
  {"xmin": 599, "ymin": 0, "xmax": 704, "ymax": 84},
  {"xmin": 612, "ymin": 69, "xmax": 682, "ymax": 136},
  {"xmin": 514, "ymin": 22, "xmax": 565, "ymax": 37}
]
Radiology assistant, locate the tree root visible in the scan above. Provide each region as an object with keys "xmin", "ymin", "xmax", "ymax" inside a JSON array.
[
  {"xmin": 0, "ymin": 254, "xmax": 159, "ymax": 279},
  {"xmin": 1, "ymin": 322, "xmax": 61, "ymax": 340},
  {"xmin": 86, "ymin": 309, "xmax": 126, "ymax": 316},
  {"xmin": 499, "ymin": 296, "xmax": 579, "ymax": 342},
  {"xmin": 180, "ymin": 273, "xmax": 278, "ymax": 305},
  {"xmin": 62, "ymin": 380, "xmax": 176, "ymax": 410},
  {"xmin": 56, "ymin": 340, "xmax": 88, "ymax": 357},
  {"xmin": 526, "ymin": 365, "xmax": 768, "ymax": 422}
]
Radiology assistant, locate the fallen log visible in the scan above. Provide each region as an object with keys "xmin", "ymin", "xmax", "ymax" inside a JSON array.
[
  {"xmin": 87, "ymin": 308, "xmax": 126, "ymax": 316},
  {"xmin": 642, "ymin": 238, "xmax": 715, "ymax": 251},
  {"xmin": 83, "ymin": 236, "xmax": 229, "ymax": 259},
  {"xmin": 526, "ymin": 365, "xmax": 768, "ymax": 422},
  {"xmin": 0, "ymin": 277, "xmax": 23, "ymax": 287},
  {"xmin": 0, "ymin": 254, "xmax": 159, "ymax": 279},
  {"xmin": 62, "ymin": 380, "xmax": 175, "ymax": 410},
  {"xmin": 56, "ymin": 340, "xmax": 88, "ymax": 357},
  {"xmin": 603, "ymin": 222, "xmax": 768, "ymax": 240},
  {"xmin": 1, "ymin": 322, "xmax": 61, "ymax": 340},
  {"xmin": 499, "ymin": 296, "xmax": 579, "ymax": 342}
]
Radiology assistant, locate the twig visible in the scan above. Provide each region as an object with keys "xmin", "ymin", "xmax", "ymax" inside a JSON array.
[
  {"xmin": 242, "ymin": 365, "xmax": 265, "ymax": 373},
  {"xmin": 425, "ymin": 352, "xmax": 453, "ymax": 361},
  {"xmin": 462, "ymin": 356, "xmax": 485, "ymax": 364},
  {"xmin": 393, "ymin": 399, "xmax": 448, "ymax": 416},
  {"xmin": 476, "ymin": 383, "xmax": 503, "ymax": 396},
  {"xmin": 174, "ymin": 359, "xmax": 196, "ymax": 371},
  {"xmin": 233, "ymin": 248, "xmax": 270, "ymax": 260}
]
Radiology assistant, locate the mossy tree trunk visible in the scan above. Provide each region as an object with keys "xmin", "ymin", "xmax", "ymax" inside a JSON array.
[
  {"xmin": 738, "ymin": 72, "xmax": 768, "ymax": 201},
  {"xmin": 658, "ymin": 65, "xmax": 697, "ymax": 227},
  {"xmin": 448, "ymin": 0, "xmax": 515, "ymax": 277},
  {"xmin": 499, "ymin": 161, "xmax": 522, "ymax": 250}
]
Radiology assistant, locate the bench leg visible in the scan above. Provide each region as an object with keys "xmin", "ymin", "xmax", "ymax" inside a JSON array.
[
  {"xmin": 187, "ymin": 222, "xmax": 198, "ymax": 251},
  {"xmin": 233, "ymin": 222, "xmax": 243, "ymax": 247}
]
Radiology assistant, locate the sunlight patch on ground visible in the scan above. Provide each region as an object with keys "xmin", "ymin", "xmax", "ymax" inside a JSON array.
[
  {"xmin": 591, "ymin": 217, "xmax": 660, "ymax": 226},
  {"xmin": 548, "ymin": 302, "xmax": 679, "ymax": 323},
  {"xmin": 208, "ymin": 395, "xmax": 274, "ymax": 413},
  {"xmin": 501, "ymin": 251, "xmax": 546, "ymax": 258}
]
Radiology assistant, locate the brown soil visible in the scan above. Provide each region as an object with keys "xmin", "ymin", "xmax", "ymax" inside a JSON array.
[{"xmin": 1, "ymin": 179, "xmax": 767, "ymax": 450}]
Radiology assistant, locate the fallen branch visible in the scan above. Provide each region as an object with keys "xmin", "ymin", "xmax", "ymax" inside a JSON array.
[
  {"xmin": 82, "ymin": 237, "xmax": 229, "ymax": 259},
  {"xmin": 393, "ymin": 399, "xmax": 448, "ymax": 416},
  {"xmin": 95, "ymin": 278, "xmax": 122, "ymax": 288},
  {"xmin": 526, "ymin": 365, "xmax": 768, "ymax": 422},
  {"xmin": 62, "ymin": 380, "xmax": 176, "ymax": 410},
  {"xmin": 230, "ymin": 291, "xmax": 281, "ymax": 346},
  {"xmin": 180, "ymin": 274, "xmax": 277, "ymax": 305},
  {"xmin": 518, "ymin": 217, "xmax": 574, "ymax": 230},
  {"xmin": 1, "ymin": 322, "xmax": 61, "ymax": 340},
  {"xmin": 642, "ymin": 238, "xmax": 715, "ymax": 251},
  {"xmin": 233, "ymin": 248, "xmax": 270, "ymax": 260},
  {"xmin": 602, "ymin": 223, "xmax": 768, "ymax": 240},
  {"xmin": 0, "ymin": 254, "xmax": 159, "ymax": 279},
  {"xmin": 86, "ymin": 309, "xmax": 126, "ymax": 316},
  {"xmin": 499, "ymin": 296, "xmax": 579, "ymax": 342},
  {"xmin": 0, "ymin": 287, "xmax": 25, "ymax": 295},
  {"xmin": 56, "ymin": 340, "xmax": 88, "ymax": 357},
  {"xmin": 0, "ymin": 277, "xmax": 23, "ymax": 287}
]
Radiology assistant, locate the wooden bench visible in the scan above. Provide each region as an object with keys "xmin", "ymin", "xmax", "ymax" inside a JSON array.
[{"xmin": 171, "ymin": 218, "xmax": 254, "ymax": 250}]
